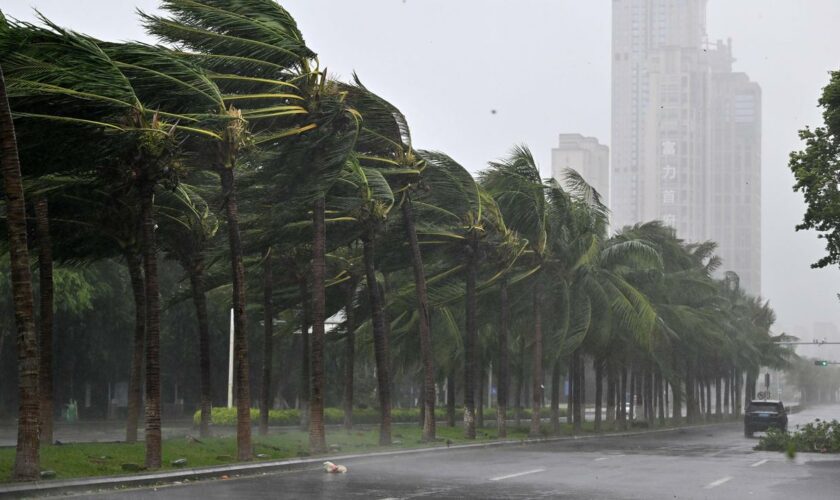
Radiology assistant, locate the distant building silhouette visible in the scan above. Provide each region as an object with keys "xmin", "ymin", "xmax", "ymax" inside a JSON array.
[
  {"xmin": 611, "ymin": 0, "xmax": 761, "ymax": 294},
  {"xmin": 551, "ymin": 134, "xmax": 609, "ymax": 205}
]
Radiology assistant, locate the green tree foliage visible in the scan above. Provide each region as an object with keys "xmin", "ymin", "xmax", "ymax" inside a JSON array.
[{"xmin": 790, "ymin": 70, "xmax": 840, "ymax": 268}]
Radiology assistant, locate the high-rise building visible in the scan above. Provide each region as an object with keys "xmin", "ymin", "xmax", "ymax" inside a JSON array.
[
  {"xmin": 708, "ymin": 41, "xmax": 762, "ymax": 293},
  {"xmin": 551, "ymin": 134, "xmax": 609, "ymax": 203},
  {"xmin": 611, "ymin": 0, "xmax": 762, "ymax": 294}
]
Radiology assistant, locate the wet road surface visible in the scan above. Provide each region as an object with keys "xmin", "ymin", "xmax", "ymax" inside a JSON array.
[{"xmin": 86, "ymin": 405, "xmax": 840, "ymax": 499}]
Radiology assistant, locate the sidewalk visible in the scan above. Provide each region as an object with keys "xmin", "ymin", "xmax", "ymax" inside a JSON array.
[{"xmin": 0, "ymin": 419, "xmax": 196, "ymax": 448}]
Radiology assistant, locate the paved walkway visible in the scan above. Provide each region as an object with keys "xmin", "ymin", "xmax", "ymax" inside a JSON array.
[{"xmin": 0, "ymin": 419, "xmax": 196, "ymax": 447}]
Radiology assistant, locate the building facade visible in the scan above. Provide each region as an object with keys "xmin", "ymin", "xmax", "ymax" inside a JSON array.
[
  {"xmin": 611, "ymin": 0, "xmax": 762, "ymax": 294},
  {"xmin": 551, "ymin": 134, "xmax": 610, "ymax": 204}
]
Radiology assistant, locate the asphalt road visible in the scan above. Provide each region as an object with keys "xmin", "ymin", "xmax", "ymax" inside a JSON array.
[{"xmin": 87, "ymin": 405, "xmax": 840, "ymax": 500}]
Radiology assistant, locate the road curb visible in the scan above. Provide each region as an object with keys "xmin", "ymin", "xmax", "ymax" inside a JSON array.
[{"xmin": 0, "ymin": 421, "xmax": 735, "ymax": 498}]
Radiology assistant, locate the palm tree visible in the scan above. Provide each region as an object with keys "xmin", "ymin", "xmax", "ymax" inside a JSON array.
[
  {"xmin": 481, "ymin": 146, "xmax": 551, "ymax": 437},
  {"xmin": 157, "ymin": 183, "xmax": 220, "ymax": 438},
  {"xmin": 144, "ymin": 0, "xmax": 363, "ymax": 454},
  {"xmin": 408, "ymin": 150, "xmax": 512, "ymax": 438},
  {"xmin": 342, "ymin": 77, "xmax": 436, "ymax": 440},
  {"xmin": 142, "ymin": 0, "xmax": 306, "ymax": 458},
  {"xmin": 1, "ymin": 19, "xmax": 229, "ymax": 467},
  {"xmin": 330, "ymin": 156, "xmax": 398, "ymax": 445},
  {"xmin": 0, "ymin": 60, "xmax": 40, "ymax": 482}
]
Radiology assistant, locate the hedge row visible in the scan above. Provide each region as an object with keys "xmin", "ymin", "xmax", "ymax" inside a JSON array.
[{"xmin": 193, "ymin": 406, "xmax": 562, "ymax": 427}]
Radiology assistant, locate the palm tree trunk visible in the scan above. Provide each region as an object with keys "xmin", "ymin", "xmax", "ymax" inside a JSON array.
[
  {"xmin": 188, "ymin": 255, "xmax": 212, "ymax": 438},
  {"xmin": 685, "ymin": 363, "xmax": 695, "ymax": 423},
  {"xmin": 259, "ymin": 248, "xmax": 273, "ymax": 436},
  {"xmin": 575, "ymin": 353, "xmax": 585, "ymax": 432},
  {"xmin": 299, "ymin": 280, "xmax": 310, "ymax": 431},
  {"xmin": 35, "ymin": 197, "xmax": 54, "ymax": 445},
  {"xmin": 566, "ymin": 362, "xmax": 574, "ymax": 425},
  {"xmin": 219, "ymin": 166, "xmax": 251, "ymax": 461},
  {"xmin": 606, "ymin": 363, "xmax": 615, "ymax": 429},
  {"xmin": 570, "ymin": 354, "xmax": 579, "ymax": 431},
  {"xmin": 529, "ymin": 279, "xmax": 544, "ymax": 437},
  {"xmin": 497, "ymin": 278, "xmax": 510, "ymax": 438},
  {"xmin": 477, "ymin": 358, "xmax": 485, "ymax": 430},
  {"xmin": 724, "ymin": 374, "xmax": 731, "ymax": 416},
  {"xmin": 672, "ymin": 381, "xmax": 682, "ymax": 421},
  {"xmin": 2, "ymin": 63, "xmax": 40, "ymax": 481},
  {"xmin": 363, "ymin": 227, "xmax": 392, "ymax": 445},
  {"xmin": 446, "ymin": 374, "xmax": 456, "ymax": 427},
  {"xmin": 309, "ymin": 197, "xmax": 327, "ymax": 453},
  {"xmin": 515, "ymin": 341, "xmax": 524, "ymax": 428},
  {"xmin": 402, "ymin": 198, "xmax": 435, "ymax": 442},
  {"xmin": 619, "ymin": 365, "xmax": 628, "ymax": 430},
  {"xmin": 594, "ymin": 359, "xmax": 603, "ymax": 432},
  {"xmin": 648, "ymin": 371, "xmax": 654, "ymax": 423},
  {"xmin": 705, "ymin": 379, "xmax": 712, "ymax": 417},
  {"xmin": 630, "ymin": 369, "xmax": 639, "ymax": 423},
  {"xmin": 125, "ymin": 251, "xmax": 145, "ymax": 443},
  {"xmin": 418, "ymin": 379, "xmax": 425, "ymax": 428},
  {"xmin": 463, "ymin": 237, "xmax": 478, "ymax": 439},
  {"xmin": 550, "ymin": 361, "xmax": 560, "ymax": 434},
  {"xmin": 343, "ymin": 277, "xmax": 357, "ymax": 431},
  {"xmin": 140, "ymin": 185, "xmax": 162, "ymax": 469},
  {"xmin": 656, "ymin": 371, "xmax": 665, "ymax": 426}
]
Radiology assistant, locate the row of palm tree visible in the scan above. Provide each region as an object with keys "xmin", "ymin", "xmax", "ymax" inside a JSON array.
[{"xmin": 0, "ymin": 0, "xmax": 789, "ymax": 482}]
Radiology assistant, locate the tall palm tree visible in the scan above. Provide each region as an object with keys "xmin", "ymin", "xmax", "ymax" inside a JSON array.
[
  {"xmin": 0, "ymin": 60, "xmax": 40, "ymax": 482},
  {"xmin": 157, "ymin": 182, "xmax": 220, "ymax": 438},
  {"xmin": 330, "ymin": 156, "xmax": 398, "ymax": 444},
  {"xmin": 481, "ymin": 146, "xmax": 551, "ymax": 437},
  {"xmin": 341, "ymin": 77, "xmax": 436, "ymax": 440},
  {"xmin": 144, "ymin": 0, "xmax": 361, "ymax": 454},
  {"xmin": 408, "ymin": 150, "xmax": 512, "ymax": 438},
  {"xmin": 1, "ymin": 19, "xmax": 228, "ymax": 467}
]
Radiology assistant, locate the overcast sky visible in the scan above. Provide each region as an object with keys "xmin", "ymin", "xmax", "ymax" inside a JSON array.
[{"xmin": 4, "ymin": 0, "xmax": 840, "ymax": 348}]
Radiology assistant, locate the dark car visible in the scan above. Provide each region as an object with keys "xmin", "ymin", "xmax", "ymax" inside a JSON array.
[{"xmin": 744, "ymin": 400, "xmax": 788, "ymax": 437}]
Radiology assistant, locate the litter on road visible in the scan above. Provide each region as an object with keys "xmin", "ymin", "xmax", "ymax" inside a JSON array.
[{"xmin": 323, "ymin": 461, "xmax": 348, "ymax": 473}]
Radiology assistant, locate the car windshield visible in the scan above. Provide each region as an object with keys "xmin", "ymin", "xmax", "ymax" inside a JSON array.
[{"xmin": 749, "ymin": 403, "xmax": 780, "ymax": 412}]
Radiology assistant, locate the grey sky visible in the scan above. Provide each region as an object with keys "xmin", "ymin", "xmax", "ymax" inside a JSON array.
[{"xmin": 4, "ymin": 0, "xmax": 840, "ymax": 347}]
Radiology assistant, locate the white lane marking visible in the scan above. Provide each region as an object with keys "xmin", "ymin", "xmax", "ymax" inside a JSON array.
[
  {"xmin": 489, "ymin": 468, "xmax": 547, "ymax": 481},
  {"xmin": 703, "ymin": 476, "xmax": 733, "ymax": 489},
  {"xmin": 594, "ymin": 457, "xmax": 610, "ymax": 461},
  {"xmin": 751, "ymin": 459, "xmax": 768, "ymax": 467}
]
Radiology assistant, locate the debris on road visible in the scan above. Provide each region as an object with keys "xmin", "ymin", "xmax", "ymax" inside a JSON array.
[{"xmin": 323, "ymin": 461, "xmax": 348, "ymax": 473}]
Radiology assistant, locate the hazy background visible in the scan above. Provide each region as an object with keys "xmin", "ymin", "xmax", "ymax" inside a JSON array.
[{"xmin": 4, "ymin": 0, "xmax": 840, "ymax": 357}]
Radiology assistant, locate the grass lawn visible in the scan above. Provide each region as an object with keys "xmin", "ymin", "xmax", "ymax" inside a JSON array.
[
  {"xmin": 0, "ymin": 418, "xmax": 695, "ymax": 484},
  {"xmin": 0, "ymin": 423, "xmax": 541, "ymax": 483}
]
